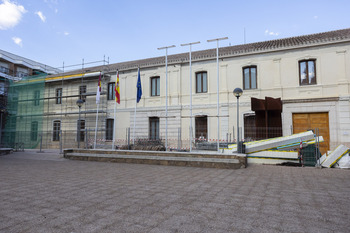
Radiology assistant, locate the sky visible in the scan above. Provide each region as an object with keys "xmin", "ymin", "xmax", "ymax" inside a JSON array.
[{"xmin": 1, "ymin": 0, "xmax": 350, "ymax": 71}]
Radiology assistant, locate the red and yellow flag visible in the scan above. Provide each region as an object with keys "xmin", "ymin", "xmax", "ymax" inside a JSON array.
[{"xmin": 115, "ymin": 70, "xmax": 120, "ymax": 104}]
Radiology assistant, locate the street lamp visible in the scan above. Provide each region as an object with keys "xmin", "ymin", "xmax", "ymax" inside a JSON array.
[
  {"xmin": 76, "ymin": 99, "xmax": 84, "ymax": 148},
  {"xmin": 181, "ymin": 41, "xmax": 200, "ymax": 152},
  {"xmin": 233, "ymin": 88, "xmax": 243, "ymax": 153},
  {"xmin": 157, "ymin": 45, "xmax": 176, "ymax": 151},
  {"xmin": 207, "ymin": 37, "xmax": 228, "ymax": 152}
]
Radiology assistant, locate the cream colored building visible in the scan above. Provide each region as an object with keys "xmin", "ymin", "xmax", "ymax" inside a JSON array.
[{"xmin": 40, "ymin": 28, "xmax": 350, "ymax": 152}]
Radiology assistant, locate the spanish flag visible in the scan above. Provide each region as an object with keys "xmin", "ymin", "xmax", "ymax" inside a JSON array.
[{"xmin": 115, "ymin": 70, "xmax": 120, "ymax": 104}]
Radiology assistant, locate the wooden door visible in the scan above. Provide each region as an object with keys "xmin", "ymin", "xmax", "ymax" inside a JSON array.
[{"xmin": 292, "ymin": 112, "xmax": 329, "ymax": 155}]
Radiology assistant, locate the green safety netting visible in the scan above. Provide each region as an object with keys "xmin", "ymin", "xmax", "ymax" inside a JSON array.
[{"xmin": 2, "ymin": 74, "xmax": 46, "ymax": 149}]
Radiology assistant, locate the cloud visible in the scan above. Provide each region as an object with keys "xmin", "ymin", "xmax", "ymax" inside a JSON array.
[
  {"xmin": 64, "ymin": 31, "xmax": 69, "ymax": 36},
  {"xmin": 265, "ymin": 29, "xmax": 279, "ymax": 36},
  {"xmin": 35, "ymin": 11, "xmax": 46, "ymax": 22},
  {"xmin": 12, "ymin": 36, "xmax": 23, "ymax": 47},
  {"xmin": 0, "ymin": 0, "xmax": 27, "ymax": 30},
  {"xmin": 314, "ymin": 16, "xmax": 318, "ymax": 19}
]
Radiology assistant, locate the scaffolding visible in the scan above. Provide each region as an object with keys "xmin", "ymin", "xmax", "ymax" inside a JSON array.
[
  {"xmin": 2, "ymin": 58, "xmax": 110, "ymax": 149},
  {"xmin": 2, "ymin": 74, "xmax": 46, "ymax": 149}
]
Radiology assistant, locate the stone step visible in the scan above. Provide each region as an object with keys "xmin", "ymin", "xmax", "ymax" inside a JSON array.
[{"xmin": 64, "ymin": 149, "xmax": 246, "ymax": 169}]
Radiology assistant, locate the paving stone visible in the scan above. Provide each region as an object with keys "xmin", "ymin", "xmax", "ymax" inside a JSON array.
[{"xmin": 0, "ymin": 150, "xmax": 349, "ymax": 232}]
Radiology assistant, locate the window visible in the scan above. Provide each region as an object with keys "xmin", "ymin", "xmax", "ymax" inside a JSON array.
[
  {"xmin": 106, "ymin": 119, "xmax": 114, "ymax": 140},
  {"xmin": 299, "ymin": 60, "xmax": 316, "ymax": 85},
  {"xmin": 151, "ymin": 76, "xmax": 160, "ymax": 96},
  {"xmin": 53, "ymin": 120, "xmax": 61, "ymax": 141},
  {"xmin": 107, "ymin": 82, "xmax": 115, "ymax": 100},
  {"xmin": 243, "ymin": 66, "xmax": 257, "ymax": 90},
  {"xmin": 79, "ymin": 85, "xmax": 87, "ymax": 101},
  {"xmin": 196, "ymin": 72, "xmax": 207, "ymax": 93},
  {"xmin": 77, "ymin": 119, "xmax": 85, "ymax": 142},
  {"xmin": 149, "ymin": 117, "xmax": 159, "ymax": 140},
  {"xmin": 56, "ymin": 88, "xmax": 62, "ymax": 104},
  {"xmin": 31, "ymin": 121, "xmax": 38, "ymax": 141},
  {"xmin": 16, "ymin": 67, "xmax": 29, "ymax": 78},
  {"xmin": 34, "ymin": 90, "xmax": 40, "ymax": 106}
]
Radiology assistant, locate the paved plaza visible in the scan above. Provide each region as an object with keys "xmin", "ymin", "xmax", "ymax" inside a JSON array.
[{"xmin": 0, "ymin": 150, "xmax": 349, "ymax": 233}]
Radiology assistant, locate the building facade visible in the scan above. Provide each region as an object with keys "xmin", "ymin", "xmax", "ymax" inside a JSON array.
[{"xmin": 7, "ymin": 28, "xmax": 350, "ymax": 152}]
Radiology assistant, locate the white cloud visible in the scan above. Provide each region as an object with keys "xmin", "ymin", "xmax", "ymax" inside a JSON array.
[
  {"xmin": 265, "ymin": 29, "xmax": 279, "ymax": 36},
  {"xmin": 64, "ymin": 31, "xmax": 69, "ymax": 36},
  {"xmin": 35, "ymin": 11, "xmax": 46, "ymax": 22},
  {"xmin": 0, "ymin": 0, "xmax": 27, "ymax": 30},
  {"xmin": 12, "ymin": 36, "xmax": 23, "ymax": 47},
  {"xmin": 314, "ymin": 16, "xmax": 318, "ymax": 19}
]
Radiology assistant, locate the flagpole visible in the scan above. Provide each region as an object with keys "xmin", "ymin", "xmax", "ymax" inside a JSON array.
[
  {"xmin": 113, "ymin": 70, "xmax": 120, "ymax": 150},
  {"xmin": 207, "ymin": 37, "xmax": 228, "ymax": 152},
  {"xmin": 94, "ymin": 71, "xmax": 102, "ymax": 149},
  {"xmin": 133, "ymin": 68, "xmax": 142, "ymax": 145},
  {"xmin": 94, "ymin": 103, "xmax": 99, "ymax": 149},
  {"xmin": 112, "ymin": 95, "xmax": 116, "ymax": 150},
  {"xmin": 181, "ymin": 41, "xmax": 200, "ymax": 152},
  {"xmin": 133, "ymin": 95, "xmax": 137, "ymax": 145},
  {"xmin": 158, "ymin": 45, "xmax": 175, "ymax": 151}
]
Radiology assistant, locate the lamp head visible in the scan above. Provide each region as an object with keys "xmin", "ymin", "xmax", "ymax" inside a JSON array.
[
  {"xmin": 76, "ymin": 99, "xmax": 84, "ymax": 108},
  {"xmin": 233, "ymin": 88, "xmax": 243, "ymax": 98}
]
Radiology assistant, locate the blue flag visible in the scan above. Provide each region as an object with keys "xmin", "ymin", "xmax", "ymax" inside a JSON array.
[{"xmin": 136, "ymin": 68, "xmax": 142, "ymax": 103}]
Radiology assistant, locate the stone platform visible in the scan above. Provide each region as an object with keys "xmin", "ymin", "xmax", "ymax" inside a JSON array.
[{"xmin": 63, "ymin": 149, "xmax": 247, "ymax": 169}]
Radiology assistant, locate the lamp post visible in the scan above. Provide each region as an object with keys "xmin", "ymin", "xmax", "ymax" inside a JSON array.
[
  {"xmin": 207, "ymin": 37, "xmax": 228, "ymax": 151},
  {"xmin": 233, "ymin": 88, "xmax": 243, "ymax": 153},
  {"xmin": 157, "ymin": 45, "xmax": 175, "ymax": 151},
  {"xmin": 76, "ymin": 99, "xmax": 84, "ymax": 148},
  {"xmin": 181, "ymin": 41, "xmax": 200, "ymax": 152}
]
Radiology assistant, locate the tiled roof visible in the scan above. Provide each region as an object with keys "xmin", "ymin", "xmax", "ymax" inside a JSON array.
[{"xmin": 49, "ymin": 28, "xmax": 350, "ymax": 77}]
